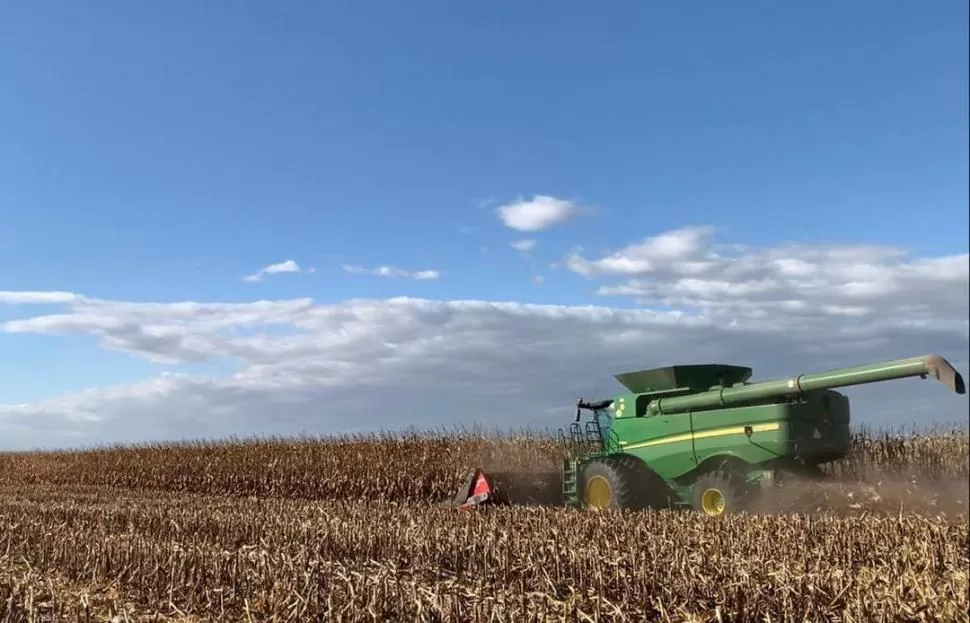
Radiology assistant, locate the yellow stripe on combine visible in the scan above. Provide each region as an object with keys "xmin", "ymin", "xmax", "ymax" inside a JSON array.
[{"xmin": 618, "ymin": 422, "xmax": 781, "ymax": 451}]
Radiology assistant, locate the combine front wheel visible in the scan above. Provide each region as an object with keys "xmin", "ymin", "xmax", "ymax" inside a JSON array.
[{"xmin": 579, "ymin": 459, "xmax": 639, "ymax": 510}]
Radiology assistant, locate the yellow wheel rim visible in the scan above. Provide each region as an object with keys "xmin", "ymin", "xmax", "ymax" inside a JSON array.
[
  {"xmin": 700, "ymin": 488, "xmax": 725, "ymax": 516},
  {"xmin": 585, "ymin": 475, "xmax": 612, "ymax": 508}
]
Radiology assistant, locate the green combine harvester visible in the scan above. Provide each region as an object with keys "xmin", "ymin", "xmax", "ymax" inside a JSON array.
[{"xmin": 449, "ymin": 354, "xmax": 965, "ymax": 516}]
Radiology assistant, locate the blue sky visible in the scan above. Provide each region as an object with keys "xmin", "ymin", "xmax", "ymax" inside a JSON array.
[{"xmin": 0, "ymin": 2, "xmax": 967, "ymax": 447}]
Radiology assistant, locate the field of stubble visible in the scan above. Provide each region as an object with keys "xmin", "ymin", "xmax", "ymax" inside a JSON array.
[{"xmin": 0, "ymin": 426, "xmax": 967, "ymax": 622}]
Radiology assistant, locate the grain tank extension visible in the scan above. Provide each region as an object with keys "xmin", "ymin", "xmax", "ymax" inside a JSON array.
[{"xmin": 448, "ymin": 354, "xmax": 965, "ymax": 516}]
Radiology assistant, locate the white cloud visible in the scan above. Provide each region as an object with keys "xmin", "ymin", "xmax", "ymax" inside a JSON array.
[
  {"xmin": 496, "ymin": 195, "xmax": 582, "ymax": 231},
  {"xmin": 342, "ymin": 265, "xmax": 440, "ymax": 280},
  {"xmin": 243, "ymin": 260, "xmax": 309, "ymax": 282},
  {"xmin": 0, "ymin": 230, "xmax": 967, "ymax": 450},
  {"xmin": 566, "ymin": 227, "xmax": 716, "ymax": 277},
  {"xmin": 511, "ymin": 239, "xmax": 536, "ymax": 253},
  {"xmin": 565, "ymin": 226, "xmax": 970, "ymax": 330}
]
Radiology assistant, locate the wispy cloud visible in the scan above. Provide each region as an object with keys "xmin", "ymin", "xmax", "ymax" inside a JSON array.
[
  {"xmin": 510, "ymin": 239, "xmax": 536, "ymax": 254},
  {"xmin": 342, "ymin": 264, "xmax": 440, "ymax": 280},
  {"xmin": 0, "ymin": 291, "xmax": 82, "ymax": 305},
  {"xmin": 476, "ymin": 197, "xmax": 496, "ymax": 210},
  {"xmin": 243, "ymin": 260, "xmax": 312, "ymax": 282}
]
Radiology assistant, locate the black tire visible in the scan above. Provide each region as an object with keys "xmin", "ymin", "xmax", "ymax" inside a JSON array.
[
  {"xmin": 579, "ymin": 457, "xmax": 653, "ymax": 510},
  {"xmin": 690, "ymin": 469, "xmax": 749, "ymax": 517},
  {"xmin": 617, "ymin": 455, "xmax": 677, "ymax": 510}
]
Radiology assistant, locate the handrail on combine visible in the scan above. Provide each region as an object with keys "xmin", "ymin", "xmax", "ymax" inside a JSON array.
[
  {"xmin": 602, "ymin": 428, "xmax": 621, "ymax": 455},
  {"xmin": 556, "ymin": 400, "xmax": 621, "ymax": 459}
]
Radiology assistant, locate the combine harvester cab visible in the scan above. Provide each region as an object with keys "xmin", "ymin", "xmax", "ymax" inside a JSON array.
[{"xmin": 448, "ymin": 354, "xmax": 966, "ymax": 516}]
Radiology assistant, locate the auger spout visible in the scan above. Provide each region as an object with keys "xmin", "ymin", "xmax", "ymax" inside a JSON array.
[{"xmin": 645, "ymin": 354, "xmax": 965, "ymax": 416}]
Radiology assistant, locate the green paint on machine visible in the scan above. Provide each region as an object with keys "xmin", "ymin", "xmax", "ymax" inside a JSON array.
[{"xmin": 555, "ymin": 354, "xmax": 965, "ymax": 516}]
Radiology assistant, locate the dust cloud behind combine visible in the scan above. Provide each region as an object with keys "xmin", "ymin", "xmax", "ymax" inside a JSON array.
[
  {"xmin": 750, "ymin": 473, "xmax": 969, "ymax": 518},
  {"xmin": 767, "ymin": 426, "xmax": 970, "ymax": 519}
]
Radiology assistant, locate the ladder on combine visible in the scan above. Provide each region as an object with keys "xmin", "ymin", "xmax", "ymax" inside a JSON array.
[{"xmin": 562, "ymin": 458, "xmax": 579, "ymax": 506}]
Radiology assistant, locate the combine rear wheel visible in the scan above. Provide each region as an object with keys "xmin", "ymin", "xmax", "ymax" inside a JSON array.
[{"xmin": 690, "ymin": 470, "xmax": 748, "ymax": 517}]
